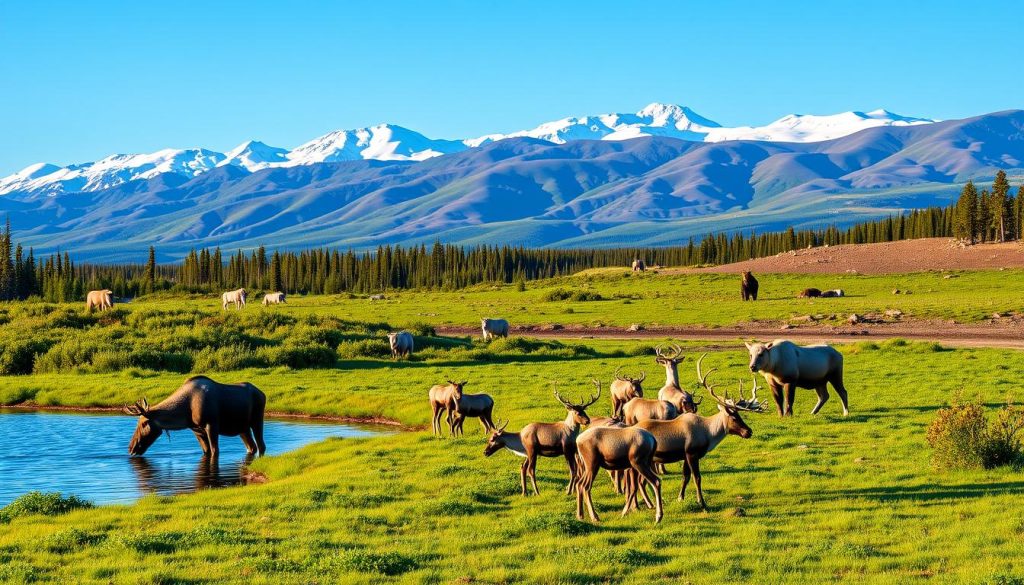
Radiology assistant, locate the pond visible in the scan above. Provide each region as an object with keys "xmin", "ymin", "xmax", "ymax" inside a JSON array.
[{"xmin": 0, "ymin": 409, "xmax": 388, "ymax": 506}]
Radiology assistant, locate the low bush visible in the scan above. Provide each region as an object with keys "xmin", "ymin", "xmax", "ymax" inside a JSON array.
[
  {"xmin": 927, "ymin": 394, "xmax": 1024, "ymax": 470},
  {"xmin": 541, "ymin": 288, "xmax": 604, "ymax": 302},
  {"xmin": 0, "ymin": 492, "xmax": 93, "ymax": 523}
]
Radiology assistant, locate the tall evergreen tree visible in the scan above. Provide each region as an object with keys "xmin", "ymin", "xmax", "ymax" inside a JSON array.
[{"xmin": 954, "ymin": 181, "xmax": 979, "ymax": 243}]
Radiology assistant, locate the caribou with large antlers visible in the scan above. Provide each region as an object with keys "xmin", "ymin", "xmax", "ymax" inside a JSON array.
[
  {"xmin": 574, "ymin": 423, "xmax": 664, "ymax": 524},
  {"xmin": 655, "ymin": 344, "xmax": 700, "ymax": 414},
  {"xmin": 483, "ymin": 381, "xmax": 601, "ymax": 496},
  {"xmin": 610, "ymin": 366, "xmax": 645, "ymax": 416},
  {"xmin": 635, "ymin": 368, "xmax": 765, "ymax": 509}
]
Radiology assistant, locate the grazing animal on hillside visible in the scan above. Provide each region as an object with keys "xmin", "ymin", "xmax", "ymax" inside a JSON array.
[
  {"xmin": 635, "ymin": 375, "xmax": 764, "ymax": 508},
  {"xmin": 369, "ymin": 294, "xmax": 386, "ymax": 301},
  {"xmin": 262, "ymin": 292, "xmax": 286, "ymax": 305},
  {"xmin": 123, "ymin": 376, "xmax": 267, "ymax": 458},
  {"xmin": 654, "ymin": 344, "xmax": 700, "ymax": 414},
  {"xmin": 481, "ymin": 318, "xmax": 509, "ymax": 341},
  {"xmin": 450, "ymin": 392, "xmax": 496, "ymax": 436},
  {"xmin": 741, "ymin": 271, "xmax": 759, "ymax": 301},
  {"xmin": 387, "ymin": 331, "xmax": 414, "ymax": 359},
  {"xmin": 820, "ymin": 289, "xmax": 845, "ymax": 298},
  {"xmin": 798, "ymin": 288, "xmax": 822, "ymax": 298},
  {"xmin": 610, "ymin": 366, "xmax": 645, "ymax": 416},
  {"xmin": 631, "ymin": 259, "xmax": 646, "ymax": 272},
  {"xmin": 574, "ymin": 424, "xmax": 663, "ymax": 524},
  {"xmin": 428, "ymin": 380, "xmax": 465, "ymax": 437},
  {"xmin": 483, "ymin": 382, "xmax": 600, "ymax": 496},
  {"xmin": 222, "ymin": 288, "xmax": 247, "ymax": 310},
  {"xmin": 86, "ymin": 289, "xmax": 114, "ymax": 312},
  {"xmin": 745, "ymin": 339, "xmax": 849, "ymax": 417}
]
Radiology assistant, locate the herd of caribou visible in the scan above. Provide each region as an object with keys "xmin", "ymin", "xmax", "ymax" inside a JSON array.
[
  {"xmin": 429, "ymin": 339, "xmax": 848, "ymax": 524},
  {"xmin": 113, "ymin": 267, "xmax": 851, "ymax": 524}
]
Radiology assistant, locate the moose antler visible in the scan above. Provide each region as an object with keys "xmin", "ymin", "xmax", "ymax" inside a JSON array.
[{"xmin": 123, "ymin": 397, "xmax": 149, "ymax": 416}]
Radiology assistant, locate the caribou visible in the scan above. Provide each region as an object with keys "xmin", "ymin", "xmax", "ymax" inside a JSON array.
[
  {"xmin": 574, "ymin": 423, "xmax": 664, "ymax": 524},
  {"xmin": 124, "ymin": 376, "xmax": 267, "ymax": 458},
  {"xmin": 481, "ymin": 318, "xmax": 510, "ymax": 341},
  {"xmin": 655, "ymin": 344, "xmax": 700, "ymax": 414},
  {"xmin": 635, "ymin": 373, "xmax": 765, "ymax": 508},
  {"xmin": 745, "ymin": 339, "xmax": 849, "ymax": 416},
  {"xmin": 482, "ymin": 382, "xmax": 600, "ymax": 496},
  {"xmin": 621, "ymin": 396, "xmax": 678, "ymax": 426},
  {"xmin": 450, "ymin": 391, "xmax": 496, "ymax": 436},
  {"xmin": 610, "ymin": 366, "xmax": 645, "ymax": 416},
  {"xmin": 631, "ymin": 258, "xmax": 646, "ymax": 272},
  {"xmin": 428, "ymin": 380, "xmax": 465, "ymax": 436},
  {"xmin": 222, "ymin": 288, "xmax": 247, "ymax": 310}
]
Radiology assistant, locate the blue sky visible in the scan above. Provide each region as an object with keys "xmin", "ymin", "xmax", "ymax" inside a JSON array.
[{"xmin": 1, "ymin": 0, "xmax": 1021, "ymax": 175}]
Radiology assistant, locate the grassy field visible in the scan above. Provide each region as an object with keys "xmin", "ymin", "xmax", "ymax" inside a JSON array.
[
  {"xmin": 0, "ymin": 275, "xmax": 1023, "ymax": 583},
  {"xmin": 140, "ymin": 268, "xmax": 1024, "ymax": 329}
]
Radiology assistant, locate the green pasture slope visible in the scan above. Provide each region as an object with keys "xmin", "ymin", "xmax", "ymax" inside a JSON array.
[
  {"xmin": 147, "ymin": 267, "xmax": 1024, "ymax": 328},
  {"xmin": 0, "ymin": 272, "xmax": 1022, "ymax": 583}
]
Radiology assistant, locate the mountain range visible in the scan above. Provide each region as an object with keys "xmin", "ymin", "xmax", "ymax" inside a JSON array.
[{"xmin": 2, "ymin": 106, "xmax": 1022, "ymax": 262}]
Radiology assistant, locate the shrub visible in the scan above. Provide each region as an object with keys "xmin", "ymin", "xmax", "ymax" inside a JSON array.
[
  {"xmin": 336, "ymin": 339, "xmax": 390, "ymax": 359},
  {"xmin": 406, "ymin": 321, "xmax": 436, "ymax": 337},
  {"xmin": 335, "ymin": 550, "xmax": 420, "ymax": 576},
  {"xmin": 927, "ymin": 394, "xmax": 1024, "ymax": 470},
  {"xmin": 264, "ymin": 343, "xmax": 337, "ymax": 369},
  {"xmin": 0, "ymin": 338, "xmax": 52, "ymax": 375},
  {"xmin": 0, "ymin": 492, "xmax": 93, "ymax": 523},
  {"xmin": 541, "ymin": 288, "xmax": 604, "ymax": 302}
]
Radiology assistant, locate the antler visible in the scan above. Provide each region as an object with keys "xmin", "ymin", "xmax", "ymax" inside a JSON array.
[
  {"xmin": 123, "ymin": 397, "xmax": 149, "ymax": 416},
  {"xmin": 613, "ymin": 365, "xmax": 628, "ymax": 382},
  {"xmin": 494, "ymin": 419, "xmax": 510, "ymax": 433},
  {"xmin": 733, "ymin": 376, "xmax": 767, "ymax": 412},
  {"xmin": 552, "ymin": 381, "xmax": 573, "ymax": 409},
  {"xmin": 636, "ymin": 369, "xmax": 646, "ymax": 383},
  {"xmin": 696, "ymin": 353, "xmax": 717, "ymax": 390},
  {"xmin": 656, "ymin": 343, "xmax": 683, "ymax": 360},
  {"xmin": 582, "ymin": 379, "xmax": 602, "ymax": 409}
]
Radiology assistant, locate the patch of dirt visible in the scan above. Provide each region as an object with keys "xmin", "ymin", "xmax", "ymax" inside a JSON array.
[
  {"xmin": 668, "ymin": 238, "xmax": 1024, "ymax": 275},
  {"xmin": 437, "ymin": 320, "xmax": 1024, "ymax": 350}
]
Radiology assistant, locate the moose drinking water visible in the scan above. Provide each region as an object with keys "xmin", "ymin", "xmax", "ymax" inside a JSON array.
[{"xmin": 124, "ymin": 376, "xmax": 267, "ymax": 458}]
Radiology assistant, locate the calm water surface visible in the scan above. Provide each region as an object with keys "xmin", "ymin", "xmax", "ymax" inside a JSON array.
[{"xmin": 0, "ymin": 409, "xmax": 387, "ymax": 506}]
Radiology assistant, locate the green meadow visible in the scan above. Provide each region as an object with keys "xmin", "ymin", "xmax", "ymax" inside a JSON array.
[{"xmin": 0, "ymin": 271, "xmax": 1022, "ymax": 583}]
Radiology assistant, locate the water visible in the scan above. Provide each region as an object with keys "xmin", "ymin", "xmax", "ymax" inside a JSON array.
[{"xmin": 0, "ymin": 409, "xmax": 387, "ymax": 506}]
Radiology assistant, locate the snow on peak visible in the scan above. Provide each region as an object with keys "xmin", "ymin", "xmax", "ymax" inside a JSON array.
[{"xmin": 0, "ymin": 104, "xmax": 937, "ymax": 196}]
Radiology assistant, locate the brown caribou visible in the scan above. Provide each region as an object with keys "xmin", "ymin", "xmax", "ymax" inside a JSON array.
[
  {"xmin": 574, "ymin": 424, "xmax": 664, "ymax": 524},
  {"xmin": 428, "ymin": 380, "xmax": 466, "ymax": 436},
  {"xmin": 635, "ymin": 372, "xmax": 765, "ymax": 509},
  {"xmin": 610, "ymin": 366, "xmax": 645, "ymax": 416},
  {"xmin": 124, "ymin": 376, "xmax": 267, "ymax": 458},
  {"xmin": 483, "ymin": 381, "xmax": 600, "ymax": 495},
  {"xmin": 450, "ymin": 391, "xmax": 496, "ymax": 436}
]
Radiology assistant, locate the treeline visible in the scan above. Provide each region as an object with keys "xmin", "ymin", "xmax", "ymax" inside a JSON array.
[
  {"xmin": 952, "ymin": 171, "xmax": 1024, "ymax": 243},
  {"xmin": 3, "ymin": 175, "xmax": 1018, "ymax": 301}
]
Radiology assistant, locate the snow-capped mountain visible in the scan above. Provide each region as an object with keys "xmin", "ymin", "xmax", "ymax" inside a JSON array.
[{"xmin": 0, "ymin": 104, "xmax": 936, "ymax": 197}]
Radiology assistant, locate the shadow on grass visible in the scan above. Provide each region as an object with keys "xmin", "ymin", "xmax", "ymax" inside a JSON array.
[{"xmin": 830, "ymin": 481, "xmax": 1024, "ymax": 503}]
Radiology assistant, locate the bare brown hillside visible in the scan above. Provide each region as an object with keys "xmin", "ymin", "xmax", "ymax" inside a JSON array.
[{"xmin": 676, "ymin": 238, "xmax": 1024, "ymax": 275}]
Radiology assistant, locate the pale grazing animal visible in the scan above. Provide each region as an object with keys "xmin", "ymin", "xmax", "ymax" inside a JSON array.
[
  {"xmin": 222, "ymin": 288, "xmax": 247, "ymax": 310},
  {"xmin": 481, "ymin": 318, "xmax": 509, "ymax": 341},
  {"xmin": 262, "ymin": 292, "xmax": 286, "ymax": 305},
  {"xmin": 610, "ymin": 366, "xmax": 645, "ymax": 416},
  {"xmin": 124, "ymin": 376, "xmax": 266, "ymax": 458},
  {"xmin": 631, "ymin": 259, "xmax": 646, "ymax": 272},
  {"xmin": 387, "ymin": 331, "xmax": 414, "ymax": 359},
  {"xmin": 86, "ymin": 289, "xmax": 114, "ymax": 312},
  {"xmin": 746, "ymin": 339, "xmax": 849, "ymax": 417}
]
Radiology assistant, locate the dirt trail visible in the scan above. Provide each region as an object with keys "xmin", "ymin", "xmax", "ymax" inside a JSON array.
[{"xmin": 437, "ymin": 321, "xmax": 1024, "ymax": 350}]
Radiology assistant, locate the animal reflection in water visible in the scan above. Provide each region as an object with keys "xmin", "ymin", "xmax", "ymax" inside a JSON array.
[{"xmin": 128, "ymin": 454, "xmax": 255, "ymax": 495}]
